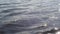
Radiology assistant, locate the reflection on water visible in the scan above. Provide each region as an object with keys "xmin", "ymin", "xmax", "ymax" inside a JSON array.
[{"xmin": 0, "ymin": 0, "xmax": 59, "ymax": 34}]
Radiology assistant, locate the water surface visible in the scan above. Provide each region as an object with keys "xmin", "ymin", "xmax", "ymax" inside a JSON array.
[{"xmin": 0, "ymin": 0, "xmax": 59, "ymax": 34}]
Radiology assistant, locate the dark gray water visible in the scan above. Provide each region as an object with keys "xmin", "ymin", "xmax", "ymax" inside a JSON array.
[{"xmin": 0, "ymin": 0, "xmax": 59, "ymax": 34}]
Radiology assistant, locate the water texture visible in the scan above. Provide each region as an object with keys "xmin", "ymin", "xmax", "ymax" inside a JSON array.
[{"xmin": 0, "ymin": 0, "xmax": 59, "ymax": 34}]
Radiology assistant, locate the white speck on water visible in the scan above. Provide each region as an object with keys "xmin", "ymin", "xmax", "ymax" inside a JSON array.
[
  {"xmin": 27, "ymin": 23, "xmax": 48, "ymax": 29},
  {"xmin": 54, "ymin": 27, "xmax": 59, "ymax": 30},
  {"xmin": 43, "ymin": 23, "xmax": 48, "ymax": 27}
]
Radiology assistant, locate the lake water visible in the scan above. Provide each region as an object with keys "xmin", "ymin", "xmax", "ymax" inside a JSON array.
[{"xmin": 0, "ymin": 0, "xmax": 59, "ymax": 34}]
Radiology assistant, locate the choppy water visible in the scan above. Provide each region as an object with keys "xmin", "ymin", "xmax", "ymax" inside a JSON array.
[{"xmin": 0, "ymin": 0, "xmax": 59, "ymax": 34}]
